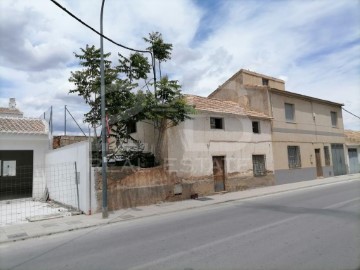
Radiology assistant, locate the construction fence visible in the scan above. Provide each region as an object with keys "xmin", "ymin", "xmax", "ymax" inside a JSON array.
[{"xmin": 0, "ymin": 162, "xmax": 80, "ymax": 226}]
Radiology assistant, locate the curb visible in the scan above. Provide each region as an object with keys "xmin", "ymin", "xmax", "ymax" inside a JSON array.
[{"xmin": 1, "ymin": 176, "xmax": 358, "ymax": 244}]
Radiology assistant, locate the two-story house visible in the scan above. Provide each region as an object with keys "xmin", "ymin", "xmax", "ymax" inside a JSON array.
[
  {"xmin": 209, "ymin": 69, "xmax": 347, "ymax": 184},
  {"xmin": 127, "ymin": 94, "xmax": 274, "ymax": 195}
]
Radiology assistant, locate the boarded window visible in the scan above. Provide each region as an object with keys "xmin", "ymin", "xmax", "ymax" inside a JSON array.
[
  {"xmin": 285, "ymin": 103, "xmax": 295, "ymax": 122},
  {"xmin": 210, "ymin": 117, "xmax": 223, "ymax": 129},
  {"xmin": 324, "ymin": 146, "xmax": 331, "ymax": 166},
  {"xmin": 252, "ymin": 121, "xmax": 260, "ymax": 133},
  {"xmin": 253, "ymin": 155, "xmax": 266, "ymax": 176},
  {"xmin": 127, "ymin": 122, "xmax": 137, "ymax": 134},
  {"xmin": 288, "ymin": 146, "xmax": 301, "ymax": 168},
  {"xmin": 331, "ymin": 111, "xmax": 337, "ymax": 127}
]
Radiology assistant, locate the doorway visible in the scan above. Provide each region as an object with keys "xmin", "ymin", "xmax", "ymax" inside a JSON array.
[
  {"xmin": 212, "ymin": 156, "xmax": 225, "ymax": 192},
  {"xmin": 315, "ymin": 149, "xmax": 323, "ymax": 177}
]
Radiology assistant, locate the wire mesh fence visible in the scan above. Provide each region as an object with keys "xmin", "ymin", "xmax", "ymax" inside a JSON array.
[{"xmin": 0, "ymin": 162, "xmax": 79, "ymax": 226}]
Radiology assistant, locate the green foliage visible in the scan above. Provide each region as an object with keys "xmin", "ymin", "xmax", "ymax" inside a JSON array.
[
  {"xmin": 117, "ymin": 52, "xmax": 151, "ymax": 81},
  {"xmin": 144, "ymin": 32, "xmax": 172, "ymax": 63},
  {"xmin": 69, "ymin": 33, "xmax": 193, "ymax": 164}
]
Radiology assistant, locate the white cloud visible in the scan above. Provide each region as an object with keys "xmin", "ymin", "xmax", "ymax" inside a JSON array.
[{"xmin": 0, "ymin": 0, "xmax": 359, "ymax": 131}]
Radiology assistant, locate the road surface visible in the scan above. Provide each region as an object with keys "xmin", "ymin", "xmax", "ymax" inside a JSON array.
[{"xmin": 1, "ymin": 179, "xmax": 359, "ymax": 270}]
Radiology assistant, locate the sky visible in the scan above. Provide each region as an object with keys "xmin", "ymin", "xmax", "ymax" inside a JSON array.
[{"xmin": 0, "ymin": 0, "xmax": 359, "ymax": 134}]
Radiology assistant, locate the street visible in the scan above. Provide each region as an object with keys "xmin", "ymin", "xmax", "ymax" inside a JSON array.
[{"xmin": 0, "ymin": 180, "xmax": 359, "ymax": 270}]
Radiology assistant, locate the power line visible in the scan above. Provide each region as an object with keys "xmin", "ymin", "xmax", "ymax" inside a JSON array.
[
  {"xmin": 342, "ymin": 107, "xmax": 360, "ymax": 120},
  {"xmin": 49, "ymin": 0, "xmax": 157, "ymax": 89},
  {"xmin": 50, "ymin": 0, "xmax": 150, "ymax": 55}
]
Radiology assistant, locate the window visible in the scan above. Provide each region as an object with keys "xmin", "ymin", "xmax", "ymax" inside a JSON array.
[
  {"xmin": 287, "ymin": 146, "xmax": 301, "ymax": 168},
  {"xmin": 253, "ymin": 155, "xmax": 266, "ymax": 176},
  {"xmin": 262, "ymin": 78, "xmax": 269, "ymax": 86},
  {"xmin": 324, "ymin": 146, "xmax": 330, "ymax": 166},
  {"xmin": 252, "ymin": 121, "xmax": 260, "ymax": 134},
  {"xmin": 331, "ymin": 111, "xmax": 337, "ymax": 127},
  {"xmin": 285, "ymin": 103, "xmax": 295, "ymax": 122},
  {"xmin": 210, "ymin": 117, "xmax": 223, "ymax": 129},
  {"xmin": 126, "ymin": 121, "xmax": 137, "ymax": 134}
]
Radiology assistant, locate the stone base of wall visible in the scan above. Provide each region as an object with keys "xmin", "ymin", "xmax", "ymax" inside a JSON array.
[
  {"xmin": 97, "ymin": 183, "xmax": 193, "ymax": 211},
  {"xmin": 226, "ymin": 173, "xmax": 275, "ymax": 192},
  {"xmin": 94, "ymin": 167, "xmax": 275, "ymax": 212}
]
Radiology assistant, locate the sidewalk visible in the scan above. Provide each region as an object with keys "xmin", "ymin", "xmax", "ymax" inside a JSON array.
[{"xmin": 1, "ymin": 173, "xmax": 359, "ymax": 244}]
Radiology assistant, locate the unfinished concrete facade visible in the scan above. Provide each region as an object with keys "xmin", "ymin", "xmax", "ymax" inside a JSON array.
[{"xmin": 209, "ymin": 69, "xmax": 347, "ymax": 184}]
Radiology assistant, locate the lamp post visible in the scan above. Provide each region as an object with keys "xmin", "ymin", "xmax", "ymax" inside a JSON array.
[{"xmin": 100, "ymin": 0, "xmax": 108, "ymax": 218}]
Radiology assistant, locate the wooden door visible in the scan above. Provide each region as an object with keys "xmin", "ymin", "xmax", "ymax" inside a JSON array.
[
  {"xmin": 315, "ymin": 149, "xmax": 323, "ymax": 177},
  {"xmin": 213, "ymin": 156, "xmax": 225, "ymax": 192}
]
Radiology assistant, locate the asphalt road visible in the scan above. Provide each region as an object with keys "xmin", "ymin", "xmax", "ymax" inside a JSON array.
[{"xmin": 1, "ymin": 180, "xmax": 359, "ymax": 270}]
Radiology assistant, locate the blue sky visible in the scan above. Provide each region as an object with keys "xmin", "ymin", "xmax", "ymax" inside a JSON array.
[{"xmin": 0, "ymin": 0, "xmax": 359, "ymax": 133}]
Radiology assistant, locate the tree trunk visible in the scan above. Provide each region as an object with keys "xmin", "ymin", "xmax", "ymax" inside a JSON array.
[{"xmin": 154, "ymin": 119, "xmax": 166, "ymax": 165}]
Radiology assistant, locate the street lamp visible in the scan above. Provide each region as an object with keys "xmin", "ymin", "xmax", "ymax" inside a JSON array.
[{"xmin": 100, "ymin": 0, "xmax": 108, "ymax": 218}]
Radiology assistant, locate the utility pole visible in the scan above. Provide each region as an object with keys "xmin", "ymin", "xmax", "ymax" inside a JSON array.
[{"xmin": 100, "ymin": 0, "xmax": 108, "ymax": 218}]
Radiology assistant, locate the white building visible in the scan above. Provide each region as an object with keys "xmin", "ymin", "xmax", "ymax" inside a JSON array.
[
  {"xmin": 130, "ymin": 95, "xmax": 274, "ymax": 195},
  {"xmin": 0, "ymin": 99, "xmax": 49, "ymax": 200}
]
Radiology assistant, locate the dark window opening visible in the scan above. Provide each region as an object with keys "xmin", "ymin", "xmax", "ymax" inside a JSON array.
[
  {"xmin": 324, "ymin": 146, "xmax": 331, "ymax": 166},
  {"xmin": 331, "ymin": 111, "xmax": 337, "ymax": 127},
  {"xmin": 210, "ymin": 117, "xmax": 223, "ymax": 129},
  {"xmin": 127, "ymin": 122, "xmax": 137, "ymax": 134},
  {"xmin": 252, "ymin": 121, "xmax": 260, "ymax": 133},
  {"xmin": 262, "ymin": 78, "xmax": 269, "ymax": 86}
]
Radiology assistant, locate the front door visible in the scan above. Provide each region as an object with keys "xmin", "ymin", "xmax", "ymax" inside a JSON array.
[
  {"xmin": 213, "ymin": 156, "xmax": 225, "ymax": 192},
  {"xmin": 348, "ymin": 148, "xmax": 360, "ymax": 174},
  {"xmin": 315, "ymin": 149, "xmax": 323, "ymax": 177}
]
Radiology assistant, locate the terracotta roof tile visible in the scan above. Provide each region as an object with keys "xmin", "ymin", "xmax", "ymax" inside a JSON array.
[
  {"xmin": 345, "ymin": 130, "xmax": 360, "ymax": 144},
  {"xmin": 0, "ymin": 107, "xmax": 23, "ymax": 116},
  {"xmin": 185, "ymin": 95, "xmax": 271, "ymax": 119},
  {"xmin": 0, "ymin": 117, "xmax": 48, "ymax": 134}
]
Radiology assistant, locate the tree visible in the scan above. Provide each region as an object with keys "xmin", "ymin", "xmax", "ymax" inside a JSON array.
[
  {"xmin": 147, "ymin": 76, "xmax": 193, "ymax": 163},
  {"xmin": 144, "ymin": 32, "xmax": 172, "ymax": 79},
  {"xmin": 69, "ymin": 33, "xmax": 193, "ymax": 165}
]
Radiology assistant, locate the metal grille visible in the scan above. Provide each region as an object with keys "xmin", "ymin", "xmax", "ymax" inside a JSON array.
[
  {"xmin": 253, "ymin": 155, "xmax": 266, "ymax": 176},
  {"xmin": 285, "ymin": 103, "xmax": 294, "ymax": 122},
  {"xmin": 288, "ymin": 146, "xmax": 301, "ymax": 168},
  {"xmin": 0, "ymin": 162, "xmax": 79, "ymax": 226}
]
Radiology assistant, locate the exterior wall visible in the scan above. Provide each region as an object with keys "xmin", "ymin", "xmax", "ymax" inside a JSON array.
[
  {"xmin": 210, "ymin": 80, "xmax": 271, "ymax": 115},
  {"xmin": 208, "ymin": 70, "xmax": 347, "ymax": 184},
  {"xmin": 270, "ymin": 92, "xmax": 346, "ymax": 183},
  {"xmin": 166, "ymin": 113, "xmax": 274, "ymax": 195},
  {"xmin": 240, "ymin": 70, "xmax": 285, "ymax": 90},
  {"xmin": 114, "ymin": 121, "xmax": 158, "ymax": 153},
  {"xmin": 45, "ymin": 141, "xmax": 93, "ymax": 214},
  {"xmin": 93, "ymin": 166, "xmax": 192, "ymax": 211},
  {"xmin": 52, "ymin": 135, "xmax": 88, "ymax": 149},
  {"xmin": 0, "ymin": 133, "xmax": 49, "ymax": 198}
]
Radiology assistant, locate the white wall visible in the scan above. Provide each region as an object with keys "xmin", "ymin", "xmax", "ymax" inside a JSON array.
[
  {"xmin": 0, "ymin": 133, "xmax": 49, "ymax": 198},
  {"xmin": 45, "ymin": 140, "xmax": 94, "ymax": 214},
  {"xmin": 166, "ymin": 113, "xmax": 274, "ymax": 178}
]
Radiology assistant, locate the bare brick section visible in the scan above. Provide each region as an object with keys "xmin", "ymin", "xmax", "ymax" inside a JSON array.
[{"xmin": 53, "ymin": 136, "xmax": 89, "ymax": 149}]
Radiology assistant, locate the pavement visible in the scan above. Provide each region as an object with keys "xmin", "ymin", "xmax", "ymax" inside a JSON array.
[{"xmin": 1, "ymin": 173, "xmax": 359, "ymax": 244}]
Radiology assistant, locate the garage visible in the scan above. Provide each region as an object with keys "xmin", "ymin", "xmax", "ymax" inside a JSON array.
[{"xmin": 0, "ymin": 150, "xmax": 34, "ymax": 200}]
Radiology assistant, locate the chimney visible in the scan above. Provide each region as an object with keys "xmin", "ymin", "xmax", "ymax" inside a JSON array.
[{"xmin": 9, "ymin": 98, "xmax": 16, "ymax": 109}]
